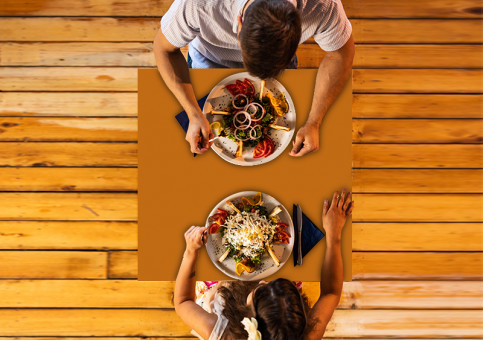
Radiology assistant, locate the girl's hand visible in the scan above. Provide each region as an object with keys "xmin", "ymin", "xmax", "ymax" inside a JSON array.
[
  {"xmin": 184, "ymin": 226, "xmax": 207, "ymax": 255},
  {"xmin": 322, "ymin": 189, "xmax": 353, "ymax": 243}
]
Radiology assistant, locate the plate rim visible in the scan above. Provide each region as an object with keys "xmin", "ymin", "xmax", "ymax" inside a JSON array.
[
  {"xmin": 205, "ymin": 190, "xmax": 294, "ymax": 281},
  {"xmin": 202, "ymin": 71, "xmax": 296, "ymax": 167}
]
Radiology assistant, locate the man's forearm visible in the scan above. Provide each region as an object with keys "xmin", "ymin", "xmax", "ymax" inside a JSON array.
[
  {"xmin": 153, "ymin": 31, "xmax": 202, "ymax": 119},
  {"xmin": 306, "ymin": 37, "xmax": 354, "ymax": 128},
  {"xmin": 174, "ymin": 249, "xmax": 199, "ymax": 306},
  {"xmin": 320, "ymin": 235, "xmax": 343, "ymax": 297}
]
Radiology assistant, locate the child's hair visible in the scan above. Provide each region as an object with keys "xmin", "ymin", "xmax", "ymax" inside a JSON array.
[
  {"xmin": 217, "ymin": 279, "xmax": 311, "ymax": 339},
  {"xmin": 253, "ymin": 278, "xmax": 309, "ymax": 339}
]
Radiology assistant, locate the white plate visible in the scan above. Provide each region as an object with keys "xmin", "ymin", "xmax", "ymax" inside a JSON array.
[
  {"xmin": 205, "ymin": 191, "xmax": 294, "ymax": 281},
  {"xmin": 203, "ymin": 72, "xmax": 296, "ymax": 166}
]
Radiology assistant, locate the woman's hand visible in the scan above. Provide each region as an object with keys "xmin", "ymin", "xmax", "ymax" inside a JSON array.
[
  {"xmin": 186, "ymin": 113, "xmax": 213, "ymax": 154},
  {"xmin": 184, "ymin": 225, "xmax": 207, "ymax": 256},
  {"xmin": 322, "ymin": 189, "xmax": 353, "ymax": 243}
]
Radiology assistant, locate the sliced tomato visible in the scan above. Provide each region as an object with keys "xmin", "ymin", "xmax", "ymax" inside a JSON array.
[
  {"xmin": 217, "ymin": 208, "xmax": 228, "ymax": 218},
  {"xmin": 225, "ymin": 84, "xmax": 239, "ymax": 96},
  {"xmin": 276, "ymin": 237, "xmax": 290, "ymax": 244},
  {"xmin": 236, "ymin": 80, "xmax": 248, "ymax": 93},
  {"xmin": 253, "ymin": 139, "xmax": 267, "ymax": 158},
  {"xmin": 263, "ymin": 136, "xmax": 275, "ymax": 157},
  {"xmin": 276, "ymin": 222, "xmax": 288, "ymax": 229},
  {"xmin": 275, "ymin": 222, "xmax": 288, "ymax": 232},
  {"xmin": 277, "ymin": 230, "xmax": 291, "ymax": 239},
  {"xmin": 208, "ymin": 223, "xmax": 220, "ymax": 234},
  {"xmin": 243, "ymin": 78, "xmax": 255, "ymax": 96}
]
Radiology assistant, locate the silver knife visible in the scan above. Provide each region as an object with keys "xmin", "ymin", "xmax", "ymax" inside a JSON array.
[{"xmin": 296, "ymin": 204, "xmax": 303, "ymax": 266}]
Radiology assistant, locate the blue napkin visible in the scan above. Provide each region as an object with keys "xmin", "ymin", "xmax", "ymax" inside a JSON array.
[
  {"xmin": 292, "ymin": 204, "xmax": 325, "ymax": 266},
  {"xmin": 175, "ymin": 95, "xmax": 209, "ymax": 133},
  {"xmin": 175, "ymin": 95, "xmax": 209, "ymax": 157}
]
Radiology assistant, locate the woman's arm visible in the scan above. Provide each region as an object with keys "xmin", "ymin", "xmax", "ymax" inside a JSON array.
[
  {"xmin": 174, "ymin": 226, "xmax": 217, "ymax": 339},
  {"xmin": 305, "ymin": 190, "xmax": 353, "ymax": 339}
]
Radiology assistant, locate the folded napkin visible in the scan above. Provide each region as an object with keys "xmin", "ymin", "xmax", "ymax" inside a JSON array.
[
  {"xmin": 292, "ymin": 204, "xmax": 325, "ymax": 266},
  {"xmin": 175, "ymin": 95, "xmax": 209, "ymax": 133}
]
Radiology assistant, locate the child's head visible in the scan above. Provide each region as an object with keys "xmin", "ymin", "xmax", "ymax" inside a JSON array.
[
  {"xmin": 218, "ymin": 279, "xmax": 309, "ymax": 339},
  {"xmin": 250, "ymin": 278, "xmax": 308, "ymax": 339}
]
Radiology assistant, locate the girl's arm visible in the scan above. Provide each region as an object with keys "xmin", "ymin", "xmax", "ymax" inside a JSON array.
[
  {"xmin": 174, "ymin": 226, "xmax": 217, "ymax": 339},
  {"xmin": 305, "ymin": 190, "xmax": 353, "ymax": 339}
]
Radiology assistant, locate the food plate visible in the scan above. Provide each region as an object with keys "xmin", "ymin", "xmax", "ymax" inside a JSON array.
[
  {"xmin": 203, "ymin": 72, "xmax": 296, "ymax": 166},
  {"xmin": 205, "ymin": 191, "xmax": 294, "ymax": 281}
]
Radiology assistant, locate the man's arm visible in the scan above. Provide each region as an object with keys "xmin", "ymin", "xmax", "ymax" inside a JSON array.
[
  {"xmin": 153, "ymin": 29, "xmax": 212, "ymax": 154},
  {"xmin": 289, "ymin": 35, "xmax": 354, "ymax": 157},
  {"xmin": 305, "ymin": 190, "xmax": 353, "ymax": 339},
  {"xmin": 174, "ymin": 226, "xmax": 217, "ymax": 339}
]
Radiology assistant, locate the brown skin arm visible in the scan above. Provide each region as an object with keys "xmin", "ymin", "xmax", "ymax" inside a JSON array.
[
  {"xmin": 305, "ymin": 190, "xmax": 354, "ymax": 339},
  {"xmin": 153, "ymin": 29, "xmax": 213, "ymax": 154},
  {"xmin": 290, "ymin": 35, "xmax": 355, "ymax": 157},
  {"xmin": 174, "ymin": 226, "xmax": 217, "ymax": 339}
]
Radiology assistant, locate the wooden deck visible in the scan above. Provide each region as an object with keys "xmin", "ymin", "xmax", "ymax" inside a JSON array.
[{"xmin": 0, "ymin": 0, "xmax": 482, "ymax": 338}]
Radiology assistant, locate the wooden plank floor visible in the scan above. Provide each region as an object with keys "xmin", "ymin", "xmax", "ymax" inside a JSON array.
[{"xmin": 0, "ymin": 0, "xmax": 482, "ymax": 338}]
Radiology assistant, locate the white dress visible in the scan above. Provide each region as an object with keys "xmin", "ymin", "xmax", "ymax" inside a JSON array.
[{"xmin": 191, "ymin": 282, "xmax": 229, "ymax": 340}]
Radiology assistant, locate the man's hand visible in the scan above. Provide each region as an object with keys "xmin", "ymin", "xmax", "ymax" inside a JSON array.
[
  {"xmin": 322, "ymin": 189, "xmax": 353, "ymax": 243},
  {"xmin": 184, "ymin": 226, "xmax": 207, "ymax": 256},
  {"xmin": 289, "ymin": 122, "xmax": 320, "ymax": 157},
  {"xmin": 186, "ymin": 114, "xmax": 214, "ymax": 154}
]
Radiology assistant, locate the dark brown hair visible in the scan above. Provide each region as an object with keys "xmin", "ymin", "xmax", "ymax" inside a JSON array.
[
  {"xmin": 253, "ymin": 278, "xmax": 309, "ymax": 339},
  {"xmin": 239, "ymin": 0, "xmax": 301, "ymax": 79},
  {"xmin": 217, "ymin": 279, "xmax": 311, "ymax": 339},
  {"xmin": 217, "ymin": 281, "xmax": 258, "ymax": 338}
]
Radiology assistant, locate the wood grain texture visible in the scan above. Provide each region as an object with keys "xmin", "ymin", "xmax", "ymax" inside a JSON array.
[
  {"xmin": 0, "ymin": 221, "xmax": 137, "ymax": 249},
  {"xmin": 0, "ymin": 17, "xmax": 160, "ymax": 42},
  {"xmin": 353, "ymin": 144, "xmax": 483, "ymax": 168},
  {"xmin": 353, "ymin": 169, "xmax": 483, "ymax": 193},
  {"xmin": 353, "ymin": 252, "xmax": 483, "ymax": 280},
  {"xmin": 108, "ymin": 250, "xmax": 483, "ymax": 280},
  {"xmin": 108, "ymin": 250, "xmax": 137, "ymax": 279},
  {"xmin": 351, "ymin": 19, "xmax": 483, "ymax": 43},
  {"xmin": 0, "ymin": 0, "xmax": 481, "ymax": 18},
  {"xmin": 0, "ymin": 193, "xmax": 137, "ymax": 221},
  {"xmin": 0, "ymin": 18, "xmax": 481, "ymax": 43},
  {"xmin": 298, "ymin": 44, "xmax": 483, "ymax": 68},
  {"xmin": 353, "ymin": 94, "xmax": 483, "ymax": 118},
  {"xmin": 0, "ymin": 117, "xmax": 137, "ymax": 141},
  {"xmin": 353, "ymin": 194, "xmax": 483, "ymax": 222},
  {"xmin": 353, "ymin": 223, "xmax": 483, "ymax": 251},
  {"xmin": 343, "ymin": 0, "xmax": 483, "ymax": 18},
  {"xmin": 0, "ymin": 67, "xmax": 137, "ymax": 91},
  {"xmin": 3, "ymin": 43, "xmax": 482, "ymax": 69},
  {"xmin": 0, "ymin": 280, "xmax": 480, "ymax": 309},
  {"xmin": 2, "ymin": 193, "xmax": 480, "ymax": 222},
  {"xmin": 353, "ymin": 69, "xmax": 483, "ymax": 93},
  {"xmin": 353, "ymin": 119, "xmax": 483, "ymax": 143},
  {"xmin": 3, "ymin": 68, "xmax": 482, "ymax": 93},
  {"xmin": 0, "ymin": 92, "xmax": 137, "ymax": 117},
  {"xmin": 0, "ymin": 168, "xmax": 137, "ymax": 191},
  {"xmin": 0, "ymin": 309, "xmax": 480, "ymax": 337},
  {"xmin": 0, "ymin": 142, "xmax": 137, "ymax": 167},
  {"xmin": 0, "ymin": 251, "xmax": 107, "ymax": 279}
]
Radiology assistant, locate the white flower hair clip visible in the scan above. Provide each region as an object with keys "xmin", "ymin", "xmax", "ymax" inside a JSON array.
[{"xmin": 241, "ymin": 317, "xmax": 262, "ymax": 340}]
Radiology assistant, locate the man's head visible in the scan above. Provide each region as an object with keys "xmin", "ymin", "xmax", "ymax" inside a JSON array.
[{"xmin": 238, "ymin": 0, "xmax": 301, "ymax": 79}]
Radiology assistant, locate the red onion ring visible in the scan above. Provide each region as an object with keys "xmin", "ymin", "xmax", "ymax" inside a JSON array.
[
  {"xmin": 244, "ymin": 102, "xmax": 265, "ymax": 122},
  {"xmin": 249, "ymin": 125, "xmax": 262, "ymax": 140},
  {"xmin": 233, "ymin": 111, "xmax": 251, "ymax": 129},
  {"xmin": 232, "ymin": 94, "xmax": 248, "ymax": 109}
]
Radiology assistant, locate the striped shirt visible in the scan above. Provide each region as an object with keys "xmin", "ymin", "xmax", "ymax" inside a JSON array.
[{"xmin": 161, "ymin": 0, "xmax": 352, "ymax": 68}]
